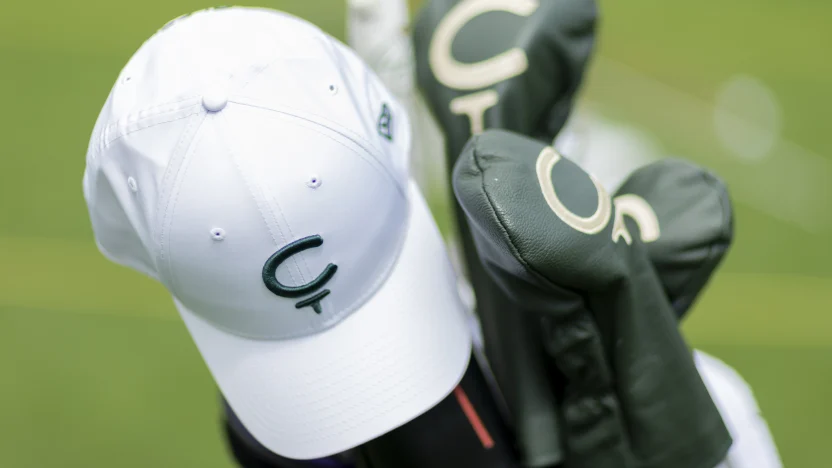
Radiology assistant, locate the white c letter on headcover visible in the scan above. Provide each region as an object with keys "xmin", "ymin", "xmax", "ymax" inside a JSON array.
[
  {"xmin": 429, "ymin": 0, "xmax": 539, "ymax": 91},
  {"xmin": 535, "ymin": 146, "xmax": 612, "ymax": 235}
]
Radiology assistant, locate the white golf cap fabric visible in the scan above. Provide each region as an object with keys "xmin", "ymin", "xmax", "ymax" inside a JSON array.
[{"xmin": 82, "ymin": 7, "xmax": 471, "ymax": 460}]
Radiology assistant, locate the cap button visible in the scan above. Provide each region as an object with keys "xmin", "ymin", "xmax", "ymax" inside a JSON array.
[{"xmin": 202, "ymin": 91, "xmax": 228, "ymax": 112}]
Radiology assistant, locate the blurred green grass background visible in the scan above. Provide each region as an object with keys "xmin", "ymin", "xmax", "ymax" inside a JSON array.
[{"xmin": 1, "ymin": 0, "xmax": 829, "ymax": 466}]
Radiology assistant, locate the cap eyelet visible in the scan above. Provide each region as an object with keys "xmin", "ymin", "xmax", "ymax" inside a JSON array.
[
  {"xmin": 328, "ymin": 84, "xmax": 338, "ymax": 95},
  {"xmin": 127, "ymin": 177, "xmax": 138, "ymax": 192},
  {"xmin": 306, "ymin": 175, "xmax": 322, "ymax": 189},
  {"xmin": 210, "ymin": 228, "xmax": 226, "ymax": 241}
]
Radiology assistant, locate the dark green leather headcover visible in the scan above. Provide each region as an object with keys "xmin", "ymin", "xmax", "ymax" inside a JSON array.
[
  {"xmin": 453, "ymin": 129, "xmax": 732, "ymax": 468},
  {"xmin": 413, "ymin": 2, "xmax": 597, "ymax": 464},
  {"xmin": 620, "ymin": 161, "xmax": 734, "ymax": 318},
  {"xmin": 413, "ymin": 0, "xmax": 597, "ymax": 149},
  {"xmin": 414, "ymin": 1, "xmax": 733, "ymax": 466}
]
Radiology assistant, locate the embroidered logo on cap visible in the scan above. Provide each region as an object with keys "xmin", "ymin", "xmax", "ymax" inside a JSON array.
[
  {"xmin": 378, "ymin": 103, "xmax": 393, "ymax": 141},
  {"xmin": 262, "ymin": 235, "xmax": 338, "ymax": 314}
]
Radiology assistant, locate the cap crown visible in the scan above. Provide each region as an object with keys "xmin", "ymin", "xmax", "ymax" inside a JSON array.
[{"xmin": 84, "ymin": 7, "xmax": 412, "ymax": 339}]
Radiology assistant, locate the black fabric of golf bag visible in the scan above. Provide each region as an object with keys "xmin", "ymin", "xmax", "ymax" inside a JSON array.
[{"xmin": 355, "ymin": 352, "xmax": 519, "ymax": 468}]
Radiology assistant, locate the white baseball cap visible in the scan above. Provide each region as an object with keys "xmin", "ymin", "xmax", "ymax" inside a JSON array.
[{"xmin": 82, "ymin": 7, "xmax": 472, "ymax": 460}]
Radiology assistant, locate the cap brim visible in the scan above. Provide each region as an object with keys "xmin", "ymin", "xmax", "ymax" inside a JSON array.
[{"xmin": 175, "ymin": 182, "xmax": 472, "ymax": 460}]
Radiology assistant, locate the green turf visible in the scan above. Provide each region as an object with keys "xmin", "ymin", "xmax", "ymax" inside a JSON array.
[
  {"xmin": 0, "ymin": 306, "xmax": 231, "ymax": 468},
  {"xmin": 1, "ymin": 0, "xmax": 829, "ymax": 466}
]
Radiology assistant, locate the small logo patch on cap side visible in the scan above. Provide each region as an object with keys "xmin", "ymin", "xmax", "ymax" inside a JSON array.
[
  {"xmin": 378, "ymin": 103, "xmax": 393, "ymax": 141},
  {"xmin": 262, "ymin": 235, "xmax": 338, "ymax": 314}
]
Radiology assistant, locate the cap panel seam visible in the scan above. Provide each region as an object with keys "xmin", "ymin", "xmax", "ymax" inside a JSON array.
[
  {"xmin": 216, "ymin": 111, "xmax": 305, "ymax": 288},
  {"xmin": 261, "ymin": 182, "xmax": 313, "ymax": 285},
  {"xmin": 221, "ymin": 106, "xmax": 400, "ymax": 284},
  {"xmin": 156, "ymin": 112, "xmax": 207, "ymax": 291},
  {"xmin": 225, "ymin": 25, "xmax": 397, "ymax": 193},
  {"xmin": 230, "ymin": 99, "xmax": 406, "ymax": 199},
  {"xmin": 93, "ymin": 97, "xmax": 202, "ymax": 156},
  {"xmin": 220, "ymin": 105, "xmax": 312, "ymax": 284}
]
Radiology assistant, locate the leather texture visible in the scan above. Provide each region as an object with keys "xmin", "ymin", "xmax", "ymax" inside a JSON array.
[
  {"xmin": 615, "ymin": 160, "xmax": 734, "ymax": 318},
  {"xmin": 413, "ymin": 0, "xmax": 597, "ymax": 149},
  {"xmin": 453, "ymin": 130, "xmax": 732, "ymax": 468}
]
